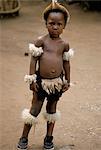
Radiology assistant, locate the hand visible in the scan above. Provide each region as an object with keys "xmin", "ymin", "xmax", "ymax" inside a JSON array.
[
  {"xmin": 30, "ymin": 82, "xmax": 39, "ymax": 92},
  {"xmin": 62, "ymin": 83, "xmax": 70, "ymax": 92}
]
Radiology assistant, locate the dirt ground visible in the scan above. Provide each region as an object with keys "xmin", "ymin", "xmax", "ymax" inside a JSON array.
[{"xmin": 0, "ymin": 1, "xmax": 101, "ymax": 150}]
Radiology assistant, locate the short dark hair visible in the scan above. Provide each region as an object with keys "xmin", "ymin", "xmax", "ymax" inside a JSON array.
[{"xmin": 44, "ymin": 9, "xmax": 68, "ymax": 26}]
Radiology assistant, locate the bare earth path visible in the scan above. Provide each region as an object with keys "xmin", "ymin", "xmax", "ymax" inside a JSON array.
[{"xmin": 0, "ymin": 1, "xmax": 101, "ymax": 150}]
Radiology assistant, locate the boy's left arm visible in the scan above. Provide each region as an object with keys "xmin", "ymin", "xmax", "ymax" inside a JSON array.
[
  {"xmin": 62, "ymin": 42, "xmax": 70, "ymax": 92},
  {"xmin": 63, "ymin": 60, "xmax": 70, "ymax": 92}
]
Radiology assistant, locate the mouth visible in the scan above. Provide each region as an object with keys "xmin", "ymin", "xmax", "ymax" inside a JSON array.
[
  {"xmin": 49, "ymin": 31, "xmax": 60, "ymax": 38},
  {"xmin": 52, "ymin": 31, "xmax": 59, "ymax": 36},
  {"xmin": 53, "ymin": 31, "xmax": 58, "ymax": 34}
]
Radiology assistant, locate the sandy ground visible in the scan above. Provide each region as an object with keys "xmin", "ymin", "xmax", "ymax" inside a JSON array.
[{"xmin": 0, "ymin": 1, "xmax": 101, "ymax": 150}]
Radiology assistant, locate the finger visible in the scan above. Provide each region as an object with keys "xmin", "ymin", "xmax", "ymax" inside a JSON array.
[
  {"xmin": 62, "ymin": 88, "xmax": 66, "ymax": 92},
  {"xmin": 34, "ymin": 84, "xmax": 39, "ymax": 92},
  {"xmin": 62, "ymin": 86, "xmax": 68, "ymax": 92},
  {"xmin": 36, "ymin": 83, "xmax": 39, "ymax": 89}
]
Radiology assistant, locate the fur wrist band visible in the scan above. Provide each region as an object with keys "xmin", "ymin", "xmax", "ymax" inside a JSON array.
[{"xmin": 24, "ymin": 74, "xmax": 37, "ymax": 84}]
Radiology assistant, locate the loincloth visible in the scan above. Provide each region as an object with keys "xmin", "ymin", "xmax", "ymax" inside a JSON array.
[{"xmin": 36, "ymin": 71, "xmax": 64, "ymax": 101}]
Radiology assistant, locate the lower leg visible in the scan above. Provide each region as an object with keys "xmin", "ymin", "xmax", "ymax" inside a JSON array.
[
  {"xmin": 43, "ymin": 112, "xmax": 59, "ymax": 150},
  {"xmin": 46, "ymin": 121, "xmax": 55, "ymax": 136},
  {"xmin": 45, "ymin": 101, "xmax": 58, "ymax": 136},
  {"xmin": 21, "ymin": 96, "xmax": 44, "ymax": 139},
  {"xmin": 44, "ymin": 121, "xmax": 55, "ymax": 150},
  {"xmin": 17, "ymin": 93, "xmax": 44, "ymax": 149},
  {"xmin": 21, "ymin": 124, "xmax": 32, "ymax": 139}
]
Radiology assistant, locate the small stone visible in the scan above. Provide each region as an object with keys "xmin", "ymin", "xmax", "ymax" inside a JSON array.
[{"xmin": 24, "ymin": 52, "xmax": 29, "ymax": 56}]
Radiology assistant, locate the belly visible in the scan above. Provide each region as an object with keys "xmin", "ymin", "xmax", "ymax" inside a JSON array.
[{"xmin": 39, "ymin": 54, "xmax": 63, "ymax": 78}]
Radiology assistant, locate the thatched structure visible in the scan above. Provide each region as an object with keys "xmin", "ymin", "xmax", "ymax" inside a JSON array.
[{"xmin": 0, "ymin": 0, "xmax": 21, "ymax": 16}]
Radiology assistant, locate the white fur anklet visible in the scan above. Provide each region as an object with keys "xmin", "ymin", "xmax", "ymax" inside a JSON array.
[
  {"xmin": 43, "ymin": 110, "xmax": 61, "ymax": 123},
  {"xmin": 22, "ymin": 109, "xmax": 38, "ymax": 125}
]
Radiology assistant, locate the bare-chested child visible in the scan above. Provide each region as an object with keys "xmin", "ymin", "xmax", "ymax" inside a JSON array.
[{"xmin": 17, "ymin": 0, "xmax": 74, "ymax": 150}]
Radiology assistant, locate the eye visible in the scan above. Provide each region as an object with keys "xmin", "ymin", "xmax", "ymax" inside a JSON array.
[
  {"xmin": 58, "ymin": 23, "xmax": 62, "ymax": 26},
  {"xmin": 49, "ymin": 22, "xmax": 55, "ymax": 25}
]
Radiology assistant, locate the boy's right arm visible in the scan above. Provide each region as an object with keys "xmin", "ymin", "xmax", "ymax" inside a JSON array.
[
  {"xmin": 29, "ymin": 56, "xmax": 38, "ymax": 91},
  {"xmin": 29, "ymin": 36, "xmax": 44, "ymax": 91},
  {"xmin": 29, "ymin": 55, "xmax": 37, "ymax": 75}
]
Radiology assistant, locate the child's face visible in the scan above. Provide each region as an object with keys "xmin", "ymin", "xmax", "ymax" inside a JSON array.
[{"xmin": 46, "ymin": 12, "xmax": 65, "ymax": 38}]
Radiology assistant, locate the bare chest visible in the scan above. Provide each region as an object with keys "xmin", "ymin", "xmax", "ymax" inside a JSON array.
[{"xmin": 43, "ymin": 39, "xmax": 64, "ymax": 55}]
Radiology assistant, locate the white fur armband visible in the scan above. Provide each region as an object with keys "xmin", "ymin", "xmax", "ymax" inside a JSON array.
[
  {"xmin": 24, "ymin": 74, "xmax": 37, "ymax": 84},
  {"xmin": 63, "ymin": 48, "xmax": 74, "ymax": 61},
  {"xmin": 29, "ymin": 43, "xmax": 43, "ymax": 57}
]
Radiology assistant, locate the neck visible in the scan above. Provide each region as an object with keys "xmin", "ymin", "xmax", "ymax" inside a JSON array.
[{"xmin": 49, "ymin": 34, "xmax": 60, "ymax": 40}]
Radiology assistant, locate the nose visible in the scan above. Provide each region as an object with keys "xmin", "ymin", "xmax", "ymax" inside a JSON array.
[{"xmin": 53, "ymin": 24, "xmax": 58, "ymax": 30}]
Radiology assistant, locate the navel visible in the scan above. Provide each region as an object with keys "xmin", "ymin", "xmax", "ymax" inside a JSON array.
[{"xmin": 51, "ymin": 69, "xmax": 56, "ymax": 73}]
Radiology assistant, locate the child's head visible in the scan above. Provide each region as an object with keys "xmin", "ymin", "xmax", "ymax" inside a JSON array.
[
  {"xmin": 45, "ymin": 11, "xmax": 66, "ymax": 38},
  {"xmin": 43, "ymin": 0, "xmax": 70, "ymax": 27}
]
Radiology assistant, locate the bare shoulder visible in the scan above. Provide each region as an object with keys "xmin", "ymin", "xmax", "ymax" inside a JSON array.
[{"xmin": 34, "ymin": 35, "xmax": 45, "ymax": 47}]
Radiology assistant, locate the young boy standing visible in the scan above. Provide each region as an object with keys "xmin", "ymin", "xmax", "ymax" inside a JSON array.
[{"xmin": 17, "ymin": 0, "xmax": 74, "ymax": 150}]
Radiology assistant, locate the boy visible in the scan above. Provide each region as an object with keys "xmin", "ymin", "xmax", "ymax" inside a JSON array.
[{"xmin": 17, "ymin": 0, "xmax": 74, "ymax": 150}]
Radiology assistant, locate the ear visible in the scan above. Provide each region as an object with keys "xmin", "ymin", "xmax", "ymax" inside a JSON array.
[
  {"xmin": 63, "ymin": 26, "xmax": 65, "ymax": 29},
  {"xmin": 45, "ymin": 21, "xmax": 47, "ymax": 26},
  {"xmin": 45, "ymin": 21, "xmax": 48, "ymax": 28},
  {"xmin": 63, "ymin": 24, "xmax": 65, "ymax": 29}
]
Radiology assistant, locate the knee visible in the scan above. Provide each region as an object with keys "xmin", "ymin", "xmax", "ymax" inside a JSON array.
[
  {"xmin": 46, "ymin": 108, "xmax": 56, "ymax": 114},
  {"xmin": 46, "ymin": 102, "xmax": 57, "ymax": 114},
  {"xmin": 30, "ymin": 108, "xmax": 40, "ymax": 117}
]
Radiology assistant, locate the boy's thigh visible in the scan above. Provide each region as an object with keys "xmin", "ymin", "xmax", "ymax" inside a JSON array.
[
  {"xmin": 46, "ymin": 99, "xmax": 58, "ymax": 113},
  {"xmin": 30, "ymin": 91, "xmax": 45, "ymax": 116},
  {"xmin": 47, "ymin": 89, "xmax": 63, "ymax": 101},
  {"xmin": 31, "ymin": 89, "xmax": 45, "ymax": 104}
]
